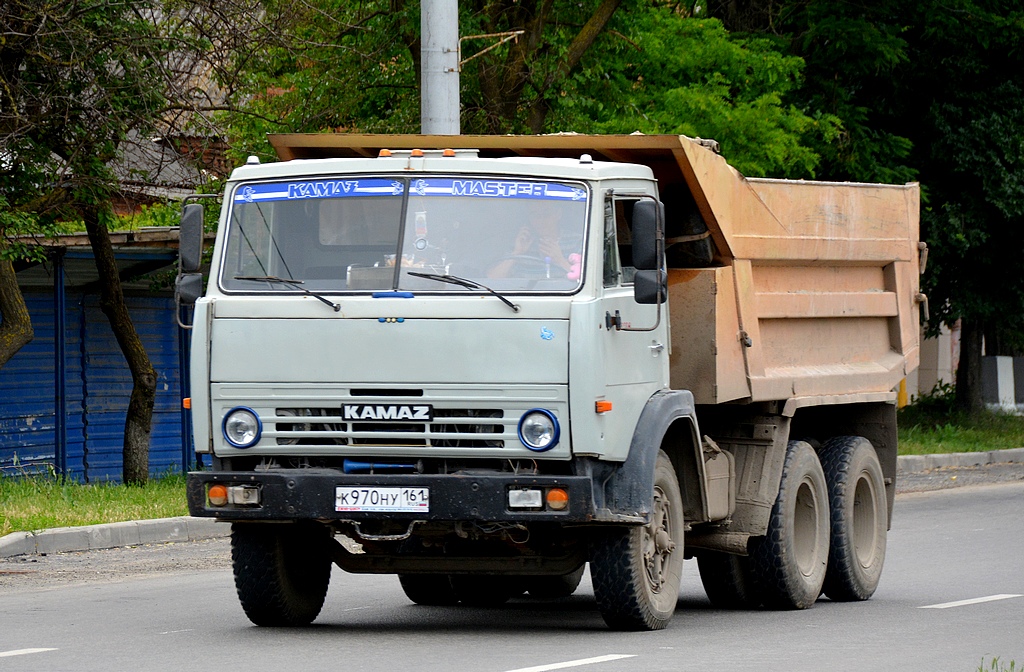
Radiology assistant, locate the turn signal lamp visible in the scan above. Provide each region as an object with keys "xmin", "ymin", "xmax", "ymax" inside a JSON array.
[
  {"xmin": 208, "ymin": 484, "xmax": 228, "ymax": 507},
  {"xmin": 546, "ymin": 488, "xmax": 569, "ymax": 511},
  {"xmin": 595, "ymin": 400, "xmax": 612, "ymax": 414},
  {"xmin": 182, "ymin": 397, "xmax": 191, "ymax": 410}
]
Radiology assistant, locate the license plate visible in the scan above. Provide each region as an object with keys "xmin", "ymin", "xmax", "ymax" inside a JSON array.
[{"xmin": 335, "ymin": 486, "xmax": 430, "ymax": 512}]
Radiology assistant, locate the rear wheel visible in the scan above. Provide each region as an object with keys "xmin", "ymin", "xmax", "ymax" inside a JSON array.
[
  {"xmin": 449, "ymin": 575, "xmax": 521, "ymax": 607},
  {"xmin": 398, "ymin": 574, "xmax": 459, "ymax": 606},
  {"xmin": 590, "ymin": 450, "xmax": 684, "ymax": 630},
  {"xmin": 231, "ymin": 522, "xmax": 332, "ymax": 626},
  {"xmin": 750, "ymin": 440, "xmax": 829, "ymax": 609},
  {"xmin": 697, "ymin": 551, "xmax": 762, "ymax": 609},
  {"xmin": 525, "ymin": 565, "xmax": 586, "ymax": 599},
  {"xmin": 819, "ymin": 436, "xmax": 888, "ymax": 601}
]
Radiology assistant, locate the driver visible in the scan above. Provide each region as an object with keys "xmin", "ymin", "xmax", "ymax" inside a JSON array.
[{"xmin": 487, "ymin": 204, "xmax": 573, "ymax": 279}]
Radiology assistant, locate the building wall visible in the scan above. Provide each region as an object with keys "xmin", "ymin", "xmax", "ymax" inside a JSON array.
[{"xmin": 909, "ymin": 321, "xmax": 960, "ymax": 398}]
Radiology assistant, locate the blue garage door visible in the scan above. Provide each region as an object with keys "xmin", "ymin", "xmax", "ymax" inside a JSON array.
[{"xmin": 0, "ymin": 291, "xmax": 189, "ymax": 481}]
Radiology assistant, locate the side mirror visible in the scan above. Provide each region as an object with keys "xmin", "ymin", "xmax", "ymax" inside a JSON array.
[
  {"xmin": 175, "ymin": 272, "xmax": 204, "ymax": 306},
  {"xmin": 634, "ymin": 269, "xmax": 667, "ymax": 305},
  {"xmin": 631, "ymin": 200, "xmax": 663, "ymax": 271},
  {"xmin": 179, "ymin": 203, "xmax": 204, "ymax": 273}
]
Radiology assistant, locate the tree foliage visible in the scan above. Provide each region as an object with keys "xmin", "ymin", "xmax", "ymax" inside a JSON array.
[
  {"xmin": 705, "ymin": 0, "xmax": 1024, "ymax": 412},
  {"xmin": 559, "ymin": 8, "xmax": 838, "ymax": 176},
  {"xmin": 217, "ymin": 0, "xmax": 829, "ymax": 176},
  {"xmin": 7, "ymin": 0, "xmax": 1017, "ymax": 419},
  {"xmin": 0, "ymin": 0, "xmax": 222, "ymax": 482}
]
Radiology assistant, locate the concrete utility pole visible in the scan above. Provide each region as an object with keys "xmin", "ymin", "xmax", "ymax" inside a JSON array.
[{"xmin": 421, "ymin": 0, "xmax": 460, "ymax": 135}]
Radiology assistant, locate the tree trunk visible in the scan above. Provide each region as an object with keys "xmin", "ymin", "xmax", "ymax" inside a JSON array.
[
  {"xmin": 526, "ymin": 0, "xmax": 623, "ymax": 133},
  {"xmin": 0, "ymin": 256, "xmax": 35, "ymax": 367},
  {"xmin": 82, "ymin": 206, "xmax": 157, "ymax": 485},
  {"xmin": 955, "ymin": 317, "xmax": 985, "ymax": 415}
]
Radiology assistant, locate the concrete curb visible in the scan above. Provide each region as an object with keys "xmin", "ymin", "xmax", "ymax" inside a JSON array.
[
  {"xmin": 3, "ymin": 448, "xmax": 1023, "ymax": 559},
  {"xmin": 895, "ymin": 447, "xmax": 1024, "ymax": 473},
  {"xmin": 0, "ymin": 516, "xmax": 228, "ymax": 559}
]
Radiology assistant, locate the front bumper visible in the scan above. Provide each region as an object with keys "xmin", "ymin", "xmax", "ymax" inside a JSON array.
[{"xmin": 186, "ymin": 469, "xmax": 599, "ymax": 523}]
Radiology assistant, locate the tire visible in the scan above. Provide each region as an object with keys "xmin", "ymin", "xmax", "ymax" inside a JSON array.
[
  {"xmin": 819, "ymin": 436, "xmax": 888, "ymax": 601},
  {"xmin": 590, "ymin": 450, "xmax": 685, "ymax": 631},
  {"xmin": 449, "ymin": 575, "xmax": 520, "ymax": 607},
  {"xmin": 398, "ymin": 574, "xmax": 459, "ymax": 606},
  {"xmin": 750, "ymin": 440, "xmax": 829, "ymax": 610},
  {"xmin": 697, "ymin": 551, "xmax": 762, "ymax": 609},
  {"xmin": 231, "ymin": 522, "xmax": 333, "ymax": 626},
  {"xmin": 525, "ymin": 564, "xmax": 586, "ymax": 599}
]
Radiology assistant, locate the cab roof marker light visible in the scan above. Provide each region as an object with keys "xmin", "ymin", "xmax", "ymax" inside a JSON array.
[{"xmin": 378, "ymin": 149, "xmax": 392, "ymax": 157}]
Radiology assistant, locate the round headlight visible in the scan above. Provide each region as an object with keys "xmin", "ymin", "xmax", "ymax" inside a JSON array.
[
  {"xmin": 518, "ymin": 409, "xmax": 559, "ymax": 452},
  {"xmin": 223, "ymin": 407, "xmax": 261, "ymax": 448}
]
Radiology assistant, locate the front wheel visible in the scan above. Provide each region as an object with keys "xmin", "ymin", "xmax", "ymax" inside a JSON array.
[
  {"xmin": 590, "ymin": 450, "xmax": 684, "ymax": 630},
  {"xmin": 697, "ymin": 551, "xmax": 762, "ymax": 609},
  {"xmin": 231, "ymin": 522, "xmax": 333, "ymax": 626},
  {"xmin": 819, "ymin": 436, "xmax": 888, "ymax": 601}
]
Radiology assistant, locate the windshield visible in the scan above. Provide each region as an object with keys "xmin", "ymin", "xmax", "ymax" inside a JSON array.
[{"xmin": 219, "ymin": 176, "xmax": 589, "ymax": 294}]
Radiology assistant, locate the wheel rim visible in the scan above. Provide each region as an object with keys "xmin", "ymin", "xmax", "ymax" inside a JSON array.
[
  {"xmin": 793, "ymin": 477, "xmax": 822, "ymax": 577},
  {"xmin": 643, "ymin": 486, "xmax": 677, "ymax": 594},
  {"xmin": 852, "ymin": 469, "xmax": 880, "ymax": 568}
]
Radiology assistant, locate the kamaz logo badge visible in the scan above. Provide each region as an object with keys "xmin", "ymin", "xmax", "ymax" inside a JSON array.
[{"xmin": 342, "ymin": 404, "xmax": 433, "ymax": 421}]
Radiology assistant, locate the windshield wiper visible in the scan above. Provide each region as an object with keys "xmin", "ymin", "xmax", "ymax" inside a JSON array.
[
  {"xmin": 406, "ymin": 271, "xmax": 520, "ymax": 313},
  {"xmin": 234, "ymin": 275, "xmax": 341, "ymax": 312}
]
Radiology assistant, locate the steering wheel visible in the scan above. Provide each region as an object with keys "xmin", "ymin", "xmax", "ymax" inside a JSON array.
[{"xmin": 503, "ymin": 254, "xmax": 551, "ymax": 276}]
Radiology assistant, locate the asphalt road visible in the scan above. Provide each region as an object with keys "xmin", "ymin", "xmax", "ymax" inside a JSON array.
[{"xmin": 2, "ymin": 478, "xmax": 1023, "ymax": 672}]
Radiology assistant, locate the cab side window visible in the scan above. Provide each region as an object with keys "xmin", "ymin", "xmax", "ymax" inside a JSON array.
[{"xmin": 603, "ymin": 197, "xmax": 638, "ymax": 287}]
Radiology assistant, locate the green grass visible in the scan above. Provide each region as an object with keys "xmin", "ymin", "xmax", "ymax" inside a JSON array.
[
  {"xmin": 898, "ymin": 385, "xmax": 1024, "ymax": 455},
  {"xmin": 979, "ymin": 658, "xmax": 1020, "ymax": 672},
  {"xmin": 0, "ymin": 474, "xmax": 188, "ymax": 537}
]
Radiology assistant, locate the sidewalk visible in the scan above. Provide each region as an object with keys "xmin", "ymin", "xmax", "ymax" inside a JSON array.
[{"xmin": 3, "ymin": 448, "xmax": 1024, "ymax": 559}]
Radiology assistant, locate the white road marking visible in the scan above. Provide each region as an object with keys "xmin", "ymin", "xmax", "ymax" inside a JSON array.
[
  {"xmin": 504, "ymin": 654, "xmax": 637, "ymax": 672},
  {"xmin": 0, "ymin": 648, "xmax": 58, "ymax": 658},
  {"xmin": 920, "ymin": 594, "xmax": 1023, "ymax": 609},
  {"xmin": 159, "ymin": 629, "xmax": 195, "ymax": 635}
]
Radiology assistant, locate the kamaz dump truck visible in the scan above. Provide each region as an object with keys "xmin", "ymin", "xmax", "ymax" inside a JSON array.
[{"xmin": 178, "ymin": 134, "xmax": 922, "ymax": 631}]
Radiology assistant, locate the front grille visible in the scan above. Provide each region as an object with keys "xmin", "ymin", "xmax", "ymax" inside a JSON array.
[
  {"xmin": 274, "ymin": 407, "xmax": 505, "ymax": 448},
  {"xmin": 431, "ymin": 409, "xmax": 504, "ymax": 448}
]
